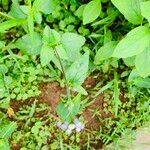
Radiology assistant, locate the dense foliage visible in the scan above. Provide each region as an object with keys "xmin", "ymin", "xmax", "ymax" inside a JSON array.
[{"xmin": 0, "ymin": 0, "xmax": 150, "ymax": 149}]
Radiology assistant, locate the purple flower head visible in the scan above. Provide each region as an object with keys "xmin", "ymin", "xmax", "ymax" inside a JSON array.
[
  {"xmin": 74, "ymin": 118, "xmax": 80, "ymax": 125},
  {"xmin": 60, "ymin": 121, "xmax": 69, "ymax": 130},
  {"xmin": 56, "ymin": 121, "xmax": 62, "ymax": 128}
]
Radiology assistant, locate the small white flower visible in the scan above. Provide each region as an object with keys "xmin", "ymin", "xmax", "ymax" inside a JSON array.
[
  {"xmin": 60, "ymin": 122, "xmax": 69, "ymax": 130},
  {"xmin": 76, "ymin": 127, "xmax": 81, "ymax": 132},
  {"xmin": 80, "ymin": 124, "xmax": 85, "ymax": 130},
  {"xmin": 68, "ymin": 124, "xmax": 75, "ymax": 130},
  {"xmin": 56, "ymin": 121, "xmax": 62, "ymax": 128},
  {"xmin": 74, "ymin": 118, "xmax": 80, "ymax": 125},
  {"xmin": 75, "ymin": 122, "xmax": 82, "ymax": 128}
]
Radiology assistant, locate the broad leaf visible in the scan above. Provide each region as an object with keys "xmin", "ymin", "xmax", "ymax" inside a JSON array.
[
  {"xmin": 43, "ymin": 26, "xmax": 61, "ymax": 45},
  {"xmin": 0, "ymin": 65, "xmax": 8, "ymax": 74},
  {"xmin": 16, "ymin": 32, "xmax": 42, "ymax": 55},
  {"xmin": 0, "ymin": 139, "xmax": 10, "ymax": 150},
  {"xmin": 56, "ymin": 94, "xmax": 81, "ymax": 123},
  {"xmin": 135, "ymin": 47, "xmax": 150, "ymax": 77},
  {"xmin": 134, "ymin": 77, "xmax": 150, "ymax": 88},
  {"xmin": 66, "ymin": 51, "xmax": 89, "ymax": 85},
  {"xmin": 0, "ymin": 122, "xmax": 17, "ymax": 138},
  {"xmin": 140, "ymin": 1, "xmax": 150, "ymax": 23},
  {"xmin": 83, "ymin": 0, "xmax": 101, "ymax": 25},
  {"xmin": 40, "ymin": 44, "xmax": 54, "ymax": 67},
  {"xmin": 94, "ymin": 41, "xmax": 117, "ymax": 64},
  {"xmin": 111, "ymin": 0, "xmax": 143, "ymax": 24},
  {"xmin": 0, "ymin": 19, "xmax": 26, "ymax": 33},
  {"xmin": 123, "ymin": 56, "xmax": 135, "ymax": 67},
  {"xmin": 75, "ymin": 4, "xmax": 86, "ymax": 18},
  {"xmin": 9, "ymin": 3, "xmax": 27, "ymax": 19},
  {"xmin": 113, "ymin": 26, "xmax": 150, "ymax": 58},
  {"xmin": 33, "ymin": 0, "xmax": 56, "ymax": 14},
  {"xmin": 61, "ymin": 32, "xmax": 85, "ymax": 61}
]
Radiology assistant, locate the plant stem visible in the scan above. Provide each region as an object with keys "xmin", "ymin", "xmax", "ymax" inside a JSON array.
[
  {"xmin": 0, "ymin": 12, "xmax": 14, "ymax": 19},
  {"xmin": 54, "ymin": 48, "xmax": 71, "ymax": 102}
]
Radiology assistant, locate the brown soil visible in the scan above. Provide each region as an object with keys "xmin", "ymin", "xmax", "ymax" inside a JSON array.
[
  {"xmin": 10, "ymin": 77, "xmax": 109, "ymax": 130},
  {"xmin": 39, "ymin": 82, "xmax": 66, "ymax": 114},
  {"xmin": 9, "ymin": 76, "xmax": 107, "ymax": 150},
  {"xmin": 83, "ymin": 94, "xmax": 103, "ymax": 130}
]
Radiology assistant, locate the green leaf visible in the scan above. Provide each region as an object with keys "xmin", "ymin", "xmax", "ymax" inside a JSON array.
[
  {"xmin": 94, "ymin": 41, "xmax": 117, "ymax": 64},
  {"xmin": 134, "ymin": 77, "xmax": 150, "ymax": 88},
  {"xmin": 113, "ymin": 26, "xmax": 150, "ymax": 58},
  {"xmin": 61, "ymin": 32, "xmax": 85, "ymax": 61},
  {"xmin": 66, "ymin": 51, "xmax": 89, "ymax": 85},
  {"xmin": 56, "ymin": 102, "xmax": 71, "ymax": 122},
  {"xmin": 0, "ymin": 65, "xmax": 8, "ymax": 74},
  {"xmin": 70, "ymin": 94, "xmax": 81, "ymax": 118},
  {"xmin": 33, "ymin": 0, "xmax": 56, "ymax": 14},
  {"xmin": 55, "ymin": 45, "xmax": 68, "ymax": 60},
  {"xmin": 4, "ymin": 76, "xmax": 12, "ymax": 86},
  {"xmin": 40, "ymin": 44, "xmax": 54, "ymax": 67},
  {"xmin": 123, "ymin": 56, "xmax": 135, "ymax": 67},
  {"xmin": 34, "ymin": 11, "xmax": 42, "ymax": 24},
  {"xmin": 0, "ymin": 122, "xmax": 17, "ymax": 138},
  {"xmin": 140, "ymin": 1, "xmax": 150, "ymax": 23},
  {"xmin": 9, "ymin": 3, "xmax": 27, "ymax": 19},
  {"xmin": 56, "ymin": 94, "xmax": 81, "ymax": 123},
  {"xmin": 16, "ymin": 32, "xmax": 42, "ymax": 55},
  {"xmin": 135, "ymin": 47, "xmax": 150, "ymax": 77},
  {"xmin": 0, "ymin": 41, "xmax": 5, "ymax": 49},
  {"xmin": 0, "ymin": 19, "xmax": 26, "ymax": 32},
  {"xmin": 43, "ymin": 26, "xmax": 61, "ymax": 45},
  {"xmin": 74, "ymin": 85, "xmax": 88, "ymax": 95},
  {"xmin": 75, "ymin": 4, "xmax": 86, "ymax": 18},
  {"xmin": 0, "ymin": 139, "xmax": 10, "ymax": 150},
  {"xmin": 111, "ymin": 0, "xmax": 143, "ymax": 24},
  {"xmin": 83, "ymin": 0, "xmax": 101, "ymax": 25},
  {"xmin": 27, "ymin": 10, "xmax": 34, "ymax": 43}
]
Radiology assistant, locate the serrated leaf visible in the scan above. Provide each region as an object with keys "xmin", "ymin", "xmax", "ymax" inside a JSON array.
[
  {"xmin": 94, "ymin": 41, "xmax": 117, "ymax": 64},
  {"xmin": 40, "ymin": 44, "xmax": 54, "ymax": 67},
  {"xmin": 61, "ymin": 32, "xmax": 85, "ymax": 61},
  {"xmin": 135, "ymin": 47, "xmax": 150, "ymax": 77},
  {"xmin": 16, "ymin": 32, "xmax": 42, "ymax": 55},
  {"xmin": 113, "ymin": 26, "xmax": 150, "ymax": 58},
  {"xmin": 0, "ymin": 19, "xmax": 26, "ymax": 33},
  {"xmin": 83, "ymin": 0, "xmax": 101, "ymax": 25},
  {"xmin": 0, "ymin": 122, "xmax": 17, "ymax": 138},
  {"xmin": 140, "ymin": 1, "xmax": 150, "ymax": 23},
  {"xmin": 111, "ymin": 0, "xmax": 143, "ymax": 24}
]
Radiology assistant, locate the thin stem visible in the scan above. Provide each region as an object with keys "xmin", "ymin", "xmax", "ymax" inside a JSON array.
[
  {"xmin": 0, "ymin": 12, "xmax": 14, "ymax": 19},
  {"xmin": 54, "ymin": 48, "xmax": 71, "ymax": 102}
]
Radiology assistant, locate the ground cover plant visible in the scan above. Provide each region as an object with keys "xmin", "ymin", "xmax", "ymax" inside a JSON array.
[{"xmin": 0, "ymin": 0, "xmax": 150, "ymax": 149}]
